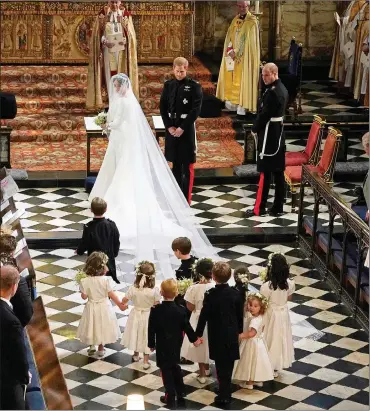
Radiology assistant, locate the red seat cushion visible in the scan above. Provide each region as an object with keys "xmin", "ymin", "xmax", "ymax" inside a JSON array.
[
  {"xmin": 285, "ymin": 151, "xmax": 309, "ymax": 167},
  {"xmin": 285, "ymin": 165, "xmax": 323, "ymax": 184}
]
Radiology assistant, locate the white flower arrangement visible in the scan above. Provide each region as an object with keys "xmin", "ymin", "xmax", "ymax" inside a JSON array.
[
  {"xmin": 74, "ymin": 271, "xmax": 87, "ymax": 286},
  {"xmin": 135, "ymin": 260, "xmax": 156, "ymax": 275},
  {"xmin": 177, "ymin": 277, "xmax": 193, "ymax": 296},
  {"xmin": 94, "ymin": 112, "xmax": 107, "ymax": 127},
  {"xmin": 191, "ymin": 257, "xmax": 213, "ymax": 275},
  {"xmin": 259, "ymin": 252, "xmax": 284, "ymax": 282}
]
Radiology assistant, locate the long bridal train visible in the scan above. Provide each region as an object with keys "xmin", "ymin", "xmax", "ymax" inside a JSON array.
[{"xmin": 89, "ymin": 73, "xmax": 217, "ymax": 279}]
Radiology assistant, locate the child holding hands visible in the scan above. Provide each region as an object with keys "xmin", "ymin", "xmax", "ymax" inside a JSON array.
[
  {"xmin": 148, "ymin": 279, "xmax": 202, "ymax": 409},
  {"xmin": 121, "ymin": 261, "xmax": 160, "ymax": 369},
  {"xmin": 76, "ymin": 252, "xmax": 125, "ymax": 357},
  {"xmin": 232, "ymin": 292, "xmax": 274, "ymax": 389},
  {"xmin": 180, "ymin": 258, "xmax": 215, "ymax": 384}
]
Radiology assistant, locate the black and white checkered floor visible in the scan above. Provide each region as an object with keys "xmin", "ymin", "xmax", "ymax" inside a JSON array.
[
  {"xmin": 293, "ymin": 80, "xmax": 368, "ymax": 118},
  {"xmin": 32, "ymin": 244, "xmax": 369, "ymax": 410},
  {"xmin": 14, "ymin": 182, "xmax": 359, "ymax": 233}
]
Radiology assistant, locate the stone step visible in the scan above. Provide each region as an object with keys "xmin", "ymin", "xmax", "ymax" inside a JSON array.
[
  {"xmin": 10, "ymin": 114, "xmax": 85, "ymax": 132},
  {"xmin": 2, "ymin": 83, "xmax": 87, "ymax": 98},
  {"xmin": 1, "ymin": 65, "xmax": 88, "ymax": 84},
  {"xmin": 15, "ymin": 97, "xmax": 95, "ymax": 116},
  {"xmin": 10, "ymin": 137, "xmax": 243, "ymax": 171}
]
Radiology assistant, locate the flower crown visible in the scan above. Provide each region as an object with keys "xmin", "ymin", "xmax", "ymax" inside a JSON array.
[
  {"xmin": 247, "ymin": 291, "xmax": 269, "ymax": 309},
  {"xmin": 191, "ymin": 257, "xmax": 213, "ymax": 274},
  {"xmin": 88, "ymin": 253, "xmax": 109, "ymax": 273},
  {"xmin": 259, "ymin": 251, "xmax": 285, "ymax": 282},
  {"xmin": 235, "ymin": 272, "xmax": 249, "ymax": 289},
  {"xmin": 135, "ymin": 260, "xmax": 156, "ymax": 276}
]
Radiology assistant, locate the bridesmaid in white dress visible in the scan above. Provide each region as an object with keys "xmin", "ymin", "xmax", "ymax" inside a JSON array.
[
  {"xmin": 121, "ymin": 261, "xmax": 160, "ymax": 370},
  {"xmin": 180, "ymin": 258, "xmax": 214, "ymax": 384},
  {"xmin": 232, "ymin": 293, "xmax": 274, "ymax": 389},
  {"xmin": 260, "ymin": 253, "xmax": 295, "ymax": 377},
  {"xmin": 76, "ymin": 252, "xmax": 124, "ymax": 357}
]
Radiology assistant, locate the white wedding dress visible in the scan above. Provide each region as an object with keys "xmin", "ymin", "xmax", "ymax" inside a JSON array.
[{"xmin": 89, "ymin": 74, "xmax": 216, "ymax": 279}]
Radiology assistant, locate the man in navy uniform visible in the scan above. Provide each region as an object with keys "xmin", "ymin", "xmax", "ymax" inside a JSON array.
[
  {"xmin": 246, "ymin": 62, "xmax": 289, "ymax": 217},
  {"xmin": 160, "ymin": 57, "xmax": 203, "ymax": 204}
]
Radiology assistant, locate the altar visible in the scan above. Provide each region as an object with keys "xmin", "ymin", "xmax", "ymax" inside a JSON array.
[{"xmin": 0, "ymin": 1, "xmax": 194, "ymax": 64}]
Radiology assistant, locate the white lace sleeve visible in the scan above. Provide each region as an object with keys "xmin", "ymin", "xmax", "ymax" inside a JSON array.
[{"xmin": 108, "ymin": 99, "xmax": 130, "ymax": 130}]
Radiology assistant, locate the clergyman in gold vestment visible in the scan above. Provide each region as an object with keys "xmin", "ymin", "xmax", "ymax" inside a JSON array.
[
  {"xmin": 86, "ymin": 1, "xmax": 139, "ymax": 109},
  {"xmin": 216, "ymin": 1, "xmax": 260, "ymax": 115}
]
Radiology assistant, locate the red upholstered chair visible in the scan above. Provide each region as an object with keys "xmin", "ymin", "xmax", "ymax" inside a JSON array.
[
  {"xmin": 285, "ymin": 127, "xmax": 342, "ymax": 211},
  {"xmin": 285, "ymin": 115, "xmax": 326, "ymax": 167}
]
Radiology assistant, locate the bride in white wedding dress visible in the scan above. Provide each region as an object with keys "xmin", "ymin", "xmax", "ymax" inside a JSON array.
[{"xmin": 89, "ymin": 73, "xmax": 217, "ymax": 279}]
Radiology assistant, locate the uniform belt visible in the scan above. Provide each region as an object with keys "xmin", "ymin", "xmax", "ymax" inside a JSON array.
[
  {"xmin": 259, "ymin": 116, "xmax": 284, "ymax": 160},
  {"xmin": 168, "ymin": 113, "xmax": 188, "ymax": 119}
]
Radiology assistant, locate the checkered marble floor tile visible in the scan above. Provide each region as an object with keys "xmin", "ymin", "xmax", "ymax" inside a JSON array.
[
  {"xmin": 31, "ymin": 244, "xmax": 369, "ymax": 410},
  {"xmin": 14, "ymin": 183, "xmax": 359, "ymax": 234},
  {"xmin": 297, "ymin": 80, "xmax": 369, "ymax": 118}
]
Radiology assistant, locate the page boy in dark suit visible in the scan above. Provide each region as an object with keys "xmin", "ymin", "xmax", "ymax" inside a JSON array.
[
  {"xmin": 196, "ymin": 262, "xmax": 244, "ymax": 406},
  {"xmin": 148, "ymin": 278, "xmax": 202, "ymax": 409},
  {"xmin": 76, "ymin": 197, "xmax": 120, "ymax": 283}
]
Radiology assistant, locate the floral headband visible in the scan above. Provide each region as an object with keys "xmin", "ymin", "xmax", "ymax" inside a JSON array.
[
  {"xmin": 92, "ymin": 253, "xmax": 109, "ymax": 270},
  {"xmin": 259, "ymin": 251, "xmax": 285, "ymax": 281},
  {"xmin": 135, "ymin": 260, "xmax": 156, "ymax": 289},
  {"xmin": 247, "ymin": 291, "xmax": 269, "ymax": 309},
  {"xmin": 191, "ymin": 257, "xmax": 214, "ymax": 276},
  {"xmin": 235, "ymin": 272, "xmax": 249, "ymax": 289}
]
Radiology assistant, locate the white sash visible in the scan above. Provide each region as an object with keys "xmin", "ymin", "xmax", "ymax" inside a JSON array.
[{"xmin": 259, "ymin": 116, "xmax": 284, "ymax": 160}]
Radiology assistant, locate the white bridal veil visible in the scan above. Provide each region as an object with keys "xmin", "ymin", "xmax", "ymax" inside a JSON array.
[{"xmin": 92, "ymin": 73, "xmax": 217, "ymax": 280}]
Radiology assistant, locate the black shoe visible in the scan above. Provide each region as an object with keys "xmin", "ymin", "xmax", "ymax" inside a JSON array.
[
  {"xmin": 160, "ymin": 395, "xmax": 177, "ymax": 409},
  {"xmin": 245, "ymin": 208, "xmax": 266, "ymax": 217},
  {"xmin": 177, "ymin": 396, "xmax": 186, "ymax": 404},
  {"xmin": 268, "ymin": 208, "xmax": 284, "ymax": 217},
  {"xmin": 214, "ymin": 395, "xmax": 231, "ymax": 407}
]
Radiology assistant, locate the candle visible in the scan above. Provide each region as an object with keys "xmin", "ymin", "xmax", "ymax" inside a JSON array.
[
  {"xmin": 126, "ymin": 394, "xmax": 145, "ymax": 410},
  {"xmin": 255, "ymin": 1, "xmax": 260, "ymax": 14}
]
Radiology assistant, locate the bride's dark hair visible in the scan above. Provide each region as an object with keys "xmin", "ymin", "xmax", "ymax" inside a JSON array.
[{"xmin": 112, "ymin": 73, "xmax": 130, "ymax": 89}]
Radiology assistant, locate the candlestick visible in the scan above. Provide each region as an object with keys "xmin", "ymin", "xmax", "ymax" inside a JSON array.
[{"xmin": 255, "ymin": 1, "xmax": 260, "ymax": 14}]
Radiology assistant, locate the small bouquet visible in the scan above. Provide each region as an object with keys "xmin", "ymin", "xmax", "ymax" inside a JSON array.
[
  {"xmin": 94, "ymin": 112, "xmax": 108, "ymax": 128},
  {"xmin": 74, "ymin": 271, "xmax": 87, "ymax": 286},
  {"xmin": 259, "ymin": 267, "xmax": 268, "ymax": 282},
  {"xmin": 237, "ymin": 273, "xmax": 249, "ymax": 289},
  {"xmin": 177, "ymin": 277, "xmax": 193, "ymax": 296}
]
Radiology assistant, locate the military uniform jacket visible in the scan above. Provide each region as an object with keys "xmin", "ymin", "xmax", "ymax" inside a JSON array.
[
  {"xmin": 252, "ymin": 78, "xmax": 289, "ymax": 173},
  {"xmin": 196, "ymin": 283, "xmax": 244, "ymax": 362},
  {"xmin": 160, "ymin": 77, "xmax": 203, "ymax": 164},
  {"xmin": 76, "ymin": 217, "xmax": 120, "ymax": 279},
  {"xmin": 148, "ymin": 301, "xmax": 197, "ymax": 368}
]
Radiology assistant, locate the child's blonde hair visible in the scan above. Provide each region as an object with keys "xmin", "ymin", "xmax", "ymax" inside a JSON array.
[
  {"xmin": 134, "ymin": 261, "xmax": 156, "ymax": 289},
  {"xmin": 247, "ymin": 292, "xmax": 268, "ymax": 315},
  {"xmin": 84, "ymin": 252, "xmax": 109, "ymax": 277},
  {"xmin": 161, "ymin": 278, "xmax": 178, "ymax": 299}
]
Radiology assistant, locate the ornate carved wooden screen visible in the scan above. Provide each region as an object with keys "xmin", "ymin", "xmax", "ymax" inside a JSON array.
[{"xmin": 0, "ymin": 1, "xmax": 194, "ymax": 64}]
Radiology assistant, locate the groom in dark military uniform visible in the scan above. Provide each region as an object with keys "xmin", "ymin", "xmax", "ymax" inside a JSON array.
[
  {"xmin": 160, "ymin": 57, "xmax": 203, "ymax": 204},
  {"xmin": 246, "ymin": 62, "xmax": 289, "ymax": 217}
]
